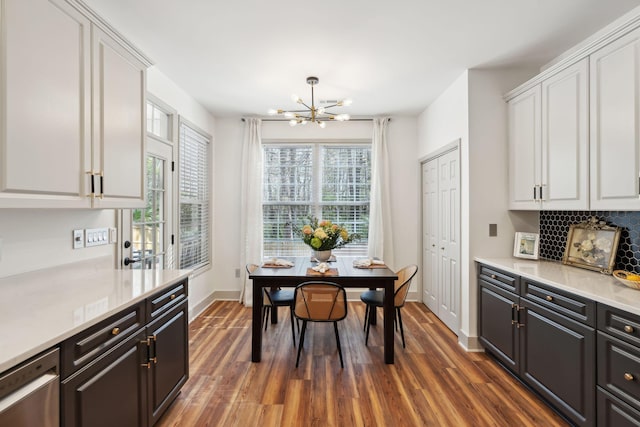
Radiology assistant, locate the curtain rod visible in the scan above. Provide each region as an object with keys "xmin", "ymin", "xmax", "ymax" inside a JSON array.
[{"xmin": 241, "ymin": 117, "xmax": 391, "ymax": 122}]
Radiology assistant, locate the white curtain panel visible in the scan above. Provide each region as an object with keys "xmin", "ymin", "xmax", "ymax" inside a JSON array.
[
  {"xmin": 368, "ymin": 117, "xmax": 395, "ymax": 268},
  {"xmin": 240, "ymin": 118, "xmax": 263, "ymax": 306}
]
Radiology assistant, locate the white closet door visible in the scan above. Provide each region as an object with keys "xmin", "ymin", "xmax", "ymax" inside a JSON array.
[
  {"xmin": 422, "ymin": 159, "xmax": 438, "ymax": 312},
  {"xmin": 421, "ymin": 146, "xmax": 460, "ymax": 335},
  {"xmin": 437, "ymin": 149, "xmax": 460, "ymax": 333}
]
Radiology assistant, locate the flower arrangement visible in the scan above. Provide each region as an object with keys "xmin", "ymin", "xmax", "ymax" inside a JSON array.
[{"xmin": 292, "ymin": 217, "xmax": 359, "ymax": 251}]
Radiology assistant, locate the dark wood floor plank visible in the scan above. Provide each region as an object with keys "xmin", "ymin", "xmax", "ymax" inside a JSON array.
[{"xmin": 156, "ymin": 301, "xmax": 569, "ymax": 427}]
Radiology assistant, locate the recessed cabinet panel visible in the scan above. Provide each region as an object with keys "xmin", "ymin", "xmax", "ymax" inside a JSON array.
[
  {"xmin": 0, "ymin": 0, "xmax": 90, "ymax": 207},
  {"xmin": 590, "ymin": 26, "xmax": 640, "ymax": 210}
]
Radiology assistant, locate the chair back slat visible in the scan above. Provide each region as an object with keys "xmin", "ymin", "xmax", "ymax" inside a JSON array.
[
  {"xmin": 294, "ymin": 282, "xmax": 347, "ymax": 321},
  {"xmin": 394, "ymin": 264, "xmax": 418, "ymax": 307}
]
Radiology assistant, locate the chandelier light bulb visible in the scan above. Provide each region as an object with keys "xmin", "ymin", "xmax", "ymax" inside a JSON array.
[
  {"xmin": 283, "ymin": 111, "xmax": 295, "ymax": 119},
  {"xmin": 317, "ymin": 107, "xmax": 325, "ymax": 114},
  {"xmin": 291, "ymin": 94, "xmax": 301, "ymax": 103},
  {"xmin": 267, "ymin": 109, "xmax": 278, "ymax": 115},
  {"xmin": 342, "ymin": 99, "xmax": 353, "ymax": 106},
  {"xmin": 300, "ymin": 120, "xmax": 308, "ymax": 125},
  {"xmin": 318, "ymin": 121, "xmax": 326, "ymax": 128},
  {"xmin": 289, "ymin": 119, "xmax": 297, "ymax": 127}
]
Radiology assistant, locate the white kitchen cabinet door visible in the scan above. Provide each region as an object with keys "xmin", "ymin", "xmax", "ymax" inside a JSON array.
[
  {"xmin": 541, "ymin": 58, "xmax": 589, "ymax": 210},
  {"xmin": 590, "ymin": 27, "xmax": 640, "ymax": 210},
  {"xmin": 508, "ymin": 86, "xmax": 541, "ymax": 210},
  {"xmin": 91, "ymin": 25, "xmax": 146, "ymax": 208},
  {"xmin": 0, "ymin": 0, "xmax": 91, "ymax": 207}
]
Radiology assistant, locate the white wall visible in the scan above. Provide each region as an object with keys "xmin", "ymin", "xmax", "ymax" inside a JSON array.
[
  {"xmin": 0, "ymin": 209, "xmax": 117, "ymax": 278},
  {"xmin": 416, "ymin": 68, "xmax": 538, "ymax": 349},
  {"xmin": 213, "ymin": 117, "xmax": 420, "ymax": 299}
]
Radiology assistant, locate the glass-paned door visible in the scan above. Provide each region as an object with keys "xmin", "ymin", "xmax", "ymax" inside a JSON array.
[{"xmin": 121, "ymin": 137, "xmax": 174, "ymax": 269}]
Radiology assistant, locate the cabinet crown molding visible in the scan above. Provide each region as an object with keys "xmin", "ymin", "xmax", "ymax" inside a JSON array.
[
  {"xmin": 66, "ymin": 0, "xmax": 154, "ymax": 68},
  {"xmin": 504, "ymin": 7, "xmax": 640, "ymax": 101}
]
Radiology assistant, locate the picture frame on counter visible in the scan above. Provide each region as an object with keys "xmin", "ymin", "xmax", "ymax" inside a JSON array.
[
  {"xmin": 562, "ymin": 217, "xmax": 621, "ymax": 275},
  {"xmin": 513, "ymin": 232, "xmax": 539, "ymax": 260}
]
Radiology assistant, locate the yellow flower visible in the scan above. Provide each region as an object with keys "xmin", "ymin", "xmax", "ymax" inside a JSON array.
[
  {"xmin": 340, "ymin": 229, "xmax": 348, "ymax": 240},
  {"xmin": 314, "ymin": 228, "xmax": 327, "ymax": 240}
]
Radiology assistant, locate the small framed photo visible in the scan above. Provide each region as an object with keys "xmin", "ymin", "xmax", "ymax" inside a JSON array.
[
  {"xmin": 513, "ymin": 232, "xmax": 540, "ymax": 260},
  {"xmin": 562, "ymin": 217, "xmax": 621, "ymax": 275}
]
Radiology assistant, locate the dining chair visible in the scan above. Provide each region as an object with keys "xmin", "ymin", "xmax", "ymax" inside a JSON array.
[
  {"xmin": 246, "ymin": 263, "xmax": 298, "ymax": 347},
  {"xmin": 293, "ymin": 281, "xmax": 348, "ymax": 368},
  {"xmin": 360, "ymin": 264, "xmax": 418, "ymax": 348}
]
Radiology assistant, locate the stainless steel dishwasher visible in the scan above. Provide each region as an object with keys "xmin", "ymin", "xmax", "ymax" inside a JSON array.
[{"xmin": 0, "ymin": 348, "xmax": 60, "ymax": 427}]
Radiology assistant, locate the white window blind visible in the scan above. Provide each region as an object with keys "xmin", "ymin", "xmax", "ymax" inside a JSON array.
[
  {"xmin": 179, "ymin": 121, "xmax": 210, "ymax": 270},
  {"xmin": 263, "ymin": 144, "xmax": 371, "ymax": 257}
]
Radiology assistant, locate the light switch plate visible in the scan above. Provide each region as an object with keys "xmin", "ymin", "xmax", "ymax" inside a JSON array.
[{"xmin": 73, "ymin": 229, "xmax": 84, "ymax": 249}]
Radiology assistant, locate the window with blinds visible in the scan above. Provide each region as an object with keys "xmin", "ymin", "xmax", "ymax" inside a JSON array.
[
  {"xmin": 179, "ymin": 121, "xmax": 210, "ymax": 270},
  {"xmin": 263, "ymin": 144, "xmax": 371, "ymax": 257}
]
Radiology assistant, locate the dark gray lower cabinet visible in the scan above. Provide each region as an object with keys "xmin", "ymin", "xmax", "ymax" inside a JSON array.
[
  {"xmin": 61, "ymin": 279, "xmax": 188, "ymax": 427},
  {"xmin": 477, "ymin": 263, "xmax": 595, "ymax": 426},
  {"xmin": 147, "ymin": 302, "xmax": 189, "ymax": 425},
  {"xmin": 597, "ymin": 304, "xmax": 640, "ymax": 425},
  {"xmin": 520, "ymin": 299, "xmax": 595, "ymax": 425},
  {"xmin": 62, "ymin": 330, "xmax": 148, "ymax": 427}
]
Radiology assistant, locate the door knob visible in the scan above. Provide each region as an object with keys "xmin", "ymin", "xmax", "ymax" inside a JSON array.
[
  {"xmin": 124, "ymin": 240, "xmax": 131, "ymax": 249},
  {"xmin": 124, "ymin": 257, "xmax": 140, "ymax": 266}
]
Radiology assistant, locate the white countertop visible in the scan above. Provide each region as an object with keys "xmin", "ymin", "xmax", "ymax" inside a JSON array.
[
  {"xmin": 475, "ymin": 257, "xmax": 640, "ymax": 316},
  {"xmin": 0, "ymin": 258, "xmax": 191, "ymax": 374}
]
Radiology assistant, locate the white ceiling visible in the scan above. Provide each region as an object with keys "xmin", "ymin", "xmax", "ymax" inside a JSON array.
[{"xmin": 83, "ymin": 0, "xmax": 640, "ymax": 118}]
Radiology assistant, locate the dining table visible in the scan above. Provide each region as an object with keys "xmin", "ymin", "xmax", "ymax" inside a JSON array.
[{"xmin": 249, "ymin": 256, "xmax": 399, "ymax": 364}]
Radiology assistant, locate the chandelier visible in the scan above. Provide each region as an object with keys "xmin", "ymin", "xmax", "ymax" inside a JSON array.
[{"xmin": 267, "ymin": 76, "xmax": 351, "ymax": 128}]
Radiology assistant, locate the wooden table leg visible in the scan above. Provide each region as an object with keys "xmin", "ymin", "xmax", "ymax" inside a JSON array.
[
  {"xmin": 251, "ymin": 281, "xmax": 263, "ymax": 362},
  {"xmin": 383, "ymin": 278, "xmax": 395, "ymax": 364}
]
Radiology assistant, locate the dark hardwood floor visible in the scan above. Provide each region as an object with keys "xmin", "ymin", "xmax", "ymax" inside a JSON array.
[{"xmin": 156, "ymin": 300, "xmax": 568, "ymax": 426}]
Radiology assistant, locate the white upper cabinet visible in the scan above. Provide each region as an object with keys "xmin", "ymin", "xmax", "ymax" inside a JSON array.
[
  {"xmin": 508, "ymin": 85, "xmax": 541, "ymax": 210},
  {"xmin": 508, "ymin": 58, "xmax": 589, "ymax": 210},
  {"xmin": 91, "ymin": 25, "xmax": 146, "ymax": 208},
  {"xmin": 0, "ymin": 0, "xmax": 91, "ymax": 207},
  {"xmin": 590, "ymin": 26, "xmax": 640, "ymax": 210},
  {"xmin": 541, "ymin": 58, "xmax": 589, "ymax": 210},
  {"xmin": 0, "ymin": 0, "xmax": 149, "ymax": 208}
]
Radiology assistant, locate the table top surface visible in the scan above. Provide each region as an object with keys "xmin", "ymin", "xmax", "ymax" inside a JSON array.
[{"xmin": 249, "ymin": 256, "xmax": 398, "ymax": 281}]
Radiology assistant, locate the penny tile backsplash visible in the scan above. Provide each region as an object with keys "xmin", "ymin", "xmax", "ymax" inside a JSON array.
[{"xmin": 539, "ymin": 211, "xmax": 640, "ymax": 273}]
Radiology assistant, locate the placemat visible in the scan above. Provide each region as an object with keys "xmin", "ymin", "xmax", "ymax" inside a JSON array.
[
  {"xmin": 262, "ymin": 263, "xmax": 294, "ymax": 268},
  {"xmin": 306, "ymin": 268, "xmax": 339, "ymax": 276},
  {"xmin": 354, "ymin": 264, "xmax": 387, "ymax": 269}
]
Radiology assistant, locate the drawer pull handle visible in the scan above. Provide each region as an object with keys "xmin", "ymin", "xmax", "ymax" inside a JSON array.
[
  {"xmin": 545, "ymin": 295, "xmax": 553, "ymax": 302},
  {"xmin": 490, "ymin": 274, "xmax": 496, "ymax": 279},
  {"xmin": 624, "ymin": 373, "xmax": 635, "ymax": 381},
  {"xmin": 111, "ymin": 327, "xmax": 120, "ymax": 336},
  {"xmin": 170, "ymin": 294, "xmax": 176, "ymax": 300},
  {"xmin": 625, "ymin": 325, "xmax": 635, "ymax": 334}
]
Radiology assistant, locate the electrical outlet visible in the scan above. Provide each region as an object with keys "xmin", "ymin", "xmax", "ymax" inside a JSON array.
[{"xmin": 73, "ymin": 229, "xmax": 84, "ymax": 249}]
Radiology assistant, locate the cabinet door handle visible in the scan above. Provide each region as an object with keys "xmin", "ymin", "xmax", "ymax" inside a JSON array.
[
  {"xmin": 170, "ymin": 294, "xmax": 176, "ymax": 300},
  {"xmin": 545, "ymin": 295, "xmax": 553, "ymax": 302},
  {"xmin": 533, "ymin": 186, "xmax": 537, "ymax": 200},
  {"xmin": 539, "ymin": 186, "xmax": 543, "ymax": 200},
  {"xmin": 111, "ymin": 327, "xmax": 120, "ymax": 336},
  {"xmin": 490, "ymin": 274, "xmax": 497, "ymax": 279},
  {"xmin": 511, "ymin": 303, "xmax": 517, "ymax": 325},
  {"xmin": 624, "ymin": 325, "xmax": 635, "ymax": 334},
  {"xmin": 624, "ymin": 373, "xmax": 635, "ymax": 381},
  {"xmin": 516, "ymin": 305, "xmax": 525, "ymax": 328}
]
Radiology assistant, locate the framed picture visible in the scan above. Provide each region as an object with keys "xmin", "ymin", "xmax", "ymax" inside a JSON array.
[
  {"xmin": 513, "ymin": 232, "xmax": 540, "ymax": 260},
  {"xmin": 562, "ymin": 217, "xmax": 621, "ymax": 275}
]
